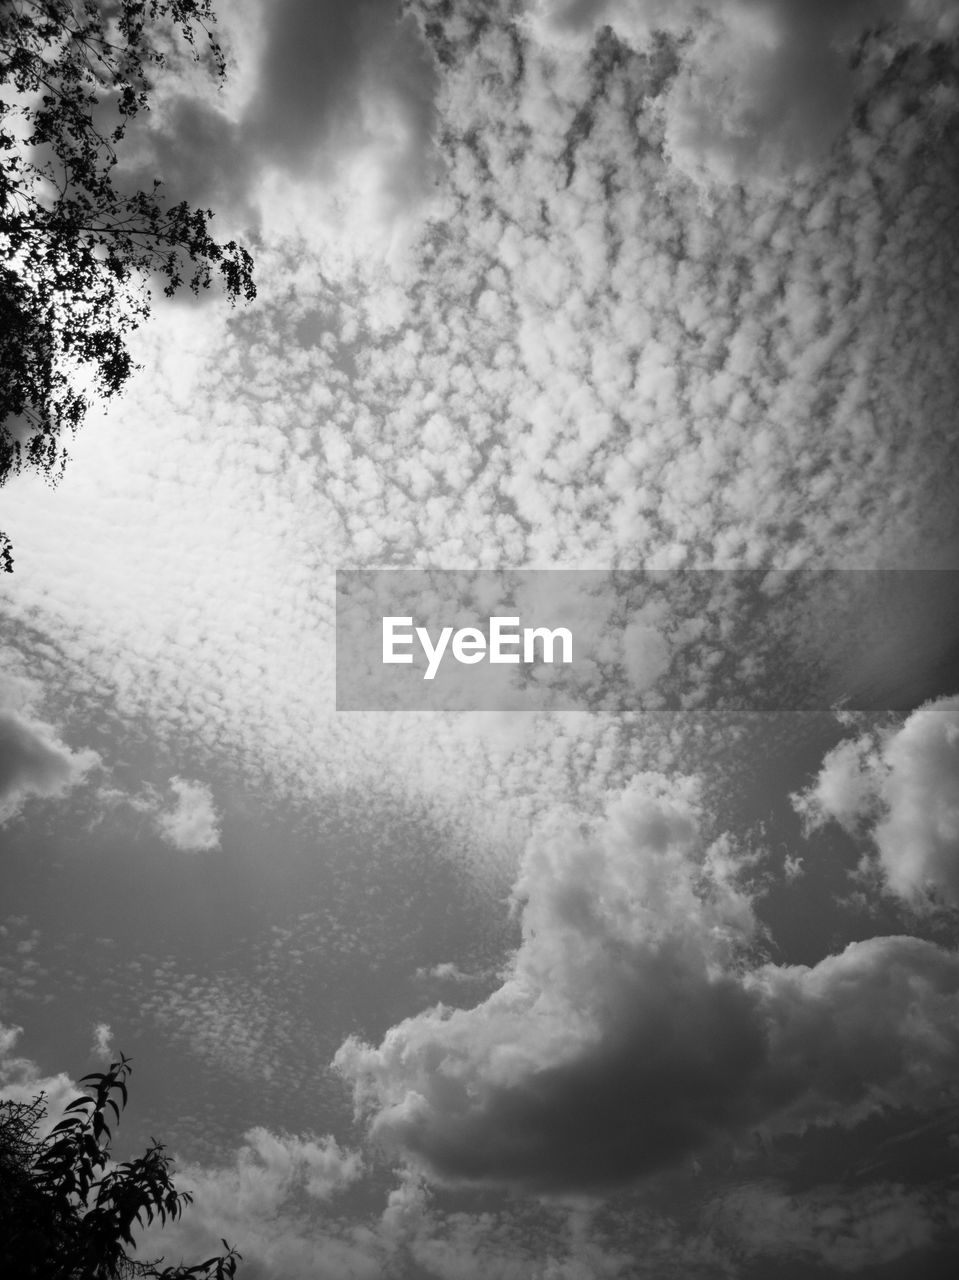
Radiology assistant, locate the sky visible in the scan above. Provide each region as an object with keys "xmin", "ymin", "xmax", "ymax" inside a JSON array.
[{"xmin": 2, "ymin": 1, "xmax": 959, "ymax": 1276}]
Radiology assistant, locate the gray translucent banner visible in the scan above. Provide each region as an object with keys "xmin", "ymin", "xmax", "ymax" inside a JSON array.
[{"xmin": 335, "ymin": 570, "xmax": 959, "ymax": 712}]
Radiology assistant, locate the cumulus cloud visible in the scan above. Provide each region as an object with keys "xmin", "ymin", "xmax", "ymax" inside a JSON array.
[
  {"xmin": 90, "ymin": 1022, "xmax": 113, "ymax": 1060},
  {"xmin": 336, "ymin": 776, "xmax": 760, "ymax": 1192},
  {"xmin": 98, "ymin": 776, "xmax": 222, "ymax": 853},
  {"xmin": 749, "ymin": 934, "xmax": 959, "ymax": 1131},
  {"xmin": 0, "ymin": 1022, "xmax": 78, "ymax": 1124},
  {"xmin": 3, "ymin": 1, "xmax": 959, "ymax": 1273},
  {"xmin": 336, "ymin": 775, "xmax": 959, "ymax": 1194},
  {"xmin": 179, "ymin": 1127, "xmax": 363, "ymax": 1215},
  {"xmin": 794, "ymin": 695, "xmax": 959, "ymax": 905},
  {"xmin": 154, "ymin": 777, "xmax": 222, "ymax": 853},
  {"xmin": 0, "ymin": 693, "xmax": 99, "ymax": 824},
  {"xmin": 0, "ymin": 1023, "xmax": 370, "ymax": 1279},
  {"xmin": 792, "ymin": 732, "xmax": 883, "ymax": 835},
  {"xmin": 527, "ymin": 0, "xmax": 959, "ymax": 185},
  {"xmin": 133, "ymin": 1128, "xmax": 369, "ymax": 1280}
]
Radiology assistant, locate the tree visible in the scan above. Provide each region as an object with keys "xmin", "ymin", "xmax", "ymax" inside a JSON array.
[
  {"xmin": 0, "ymin": 1, "xmax": 257, "ymax": 572},
  {"xmin": 0, "ymin": 1054, "xmax": 240, "ymax": 1279}
]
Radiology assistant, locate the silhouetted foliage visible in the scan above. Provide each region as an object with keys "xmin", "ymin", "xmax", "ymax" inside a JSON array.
[
  {"xmin": 0, "ymin": 1, "xmax": 257, "ymax": 572},
  {"xmin": 0, "ymin": 1054, "xmax": 240, "ymax": 1279}
]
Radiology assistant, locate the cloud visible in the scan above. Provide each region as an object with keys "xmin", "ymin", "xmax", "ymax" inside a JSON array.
[
  {"xmin": 154, "ymin": 777, "xmax": 222, "ymax": 853},
  {"xmin": 249, "ymin": 0, "xmax": 442, "ymax": 253},
  {"xmin": 121, "ymin": 0, "xmax": 442, "ymax": 256},
  {"xmin": 1, "ymin": 0, "xmax": 957, "ymax": 1054},
  {"xmin": 0, "ymin": 1022, "xmax": 78, "ymax": 1126},
  {"xmin": 133, "ymin": 1128, "xmax": 371, "ymax": 1280},
  {"xmin": 251, "ymin": 1, "xmax": 437, "ymax": 174},
  {"xmin": 336, "ymin": 776, "xmax": 959, "ymax": 1195},
  {"xmin": 712, "ymin": 1179, "xmax": 957, "ymax": 1273},
  {"xmin": 96, "ymin": 776, "xmax": 223, "ymax": 854},
  {"xmin": 0, "ymin": 1023, "xmax": 371, "ymax": 1279},
  {"xmin": 0, "ymin": 690, "xmax": 99, "ymax": 824},
  {"xmin": 749, "ymin": 934, "xmax": 959, "ymax": 1132},
  {"xmin": 4, "ymin": 4, "xmax": 959, "ymax": 1273},
  {"xmin": 415, "ymin": 961, "xmax": 493, "ymax": 985},
  {"xmin": 526, "ymin": 0, "xmax": 959, "ymax": 186},
  {"xmin": 179, "ymin": 1127, "xmax": 364, "ymax": 1215},
  {"xmin": 4, "ymin": 0, "xmax": 959, "ymax": 849},
  {"xmin": 91, "ymin": 1022, "xmax": 113, "ymax": 1060},
  {"xmin": 139, "ymin": 962, "xmax": 295, "ymax": 1083},
  {"xmin": 792, "ymin": 732, "xmax": 882, "ymax": 835},
  {"xmin": 794, "ymin": 695, "xmax": 959, "ymax": 905},
  {"xmin": 336, "ymin": 778, "xmax": 756, "ymax": 1193}
]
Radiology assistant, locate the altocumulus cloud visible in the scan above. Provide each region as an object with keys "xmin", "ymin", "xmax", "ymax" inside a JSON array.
[
  {"xmin": 527, "ymin": 0, "xmax": 959, "ymax": 185},
  {"xmin": 336, "ymin": 773, "xmax": 959, "ymax": 1195},
  {"xmin": 5, "ymin": 0, "xmax": 959, "ymax": 839},
  {"xmin": 794, "ymin": 694, "xmax": 959, "ymax": 906},
  {"xmin": 711, "ymin": 1179, "xmax": 952, "ymax": 1274}
]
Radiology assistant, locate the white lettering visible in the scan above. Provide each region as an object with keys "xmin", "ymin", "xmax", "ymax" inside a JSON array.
[
  {"xmin": 383, "ymin": 617, "xmax": 414, "ymax": 663},
  {"xmin": 381, "ymin": 618, "xmax": 573, "ymax": 678},
  {"xmin": 523, "ymin": 626, "xmax": 573, "ymax": 664},
  {"xmin": 417, "ymin": 625, "xmax": 453, "ymax": 681},
  {"xmin": 452, "ymin": 627, "xmax": 486, "ymax": 664},
  {"xmin": 489, "ymin": 616, "xmax": 521, "ymax": 663}
]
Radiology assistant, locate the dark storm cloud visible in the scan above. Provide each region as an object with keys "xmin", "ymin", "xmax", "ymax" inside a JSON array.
[
  {"xmin": 122, "ymin": 0, "xmax": 440, "ymax": 235},
  {"xmin": 248, "ymin": 0, "xmax": 435, "ymax": 163},
  {"xmin": 250, "ymin": 0, "xmax": 369, "ymax": 162},
  {"xmin": 125, "ymin": 95, "xmax": 252, "ymax": 221},
  {"xmin": 386, "ymin": 944, "xmax": 767, "ymax": 1193},
  {"xmin": 338, "ymin": 781, "xmax": 959, "ymax": 1195}
]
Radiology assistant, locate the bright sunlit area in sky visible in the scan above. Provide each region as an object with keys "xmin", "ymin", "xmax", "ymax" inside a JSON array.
[{"xmin": 3, "ymin": 2, "xmax": 959, "ymax": 1277}]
